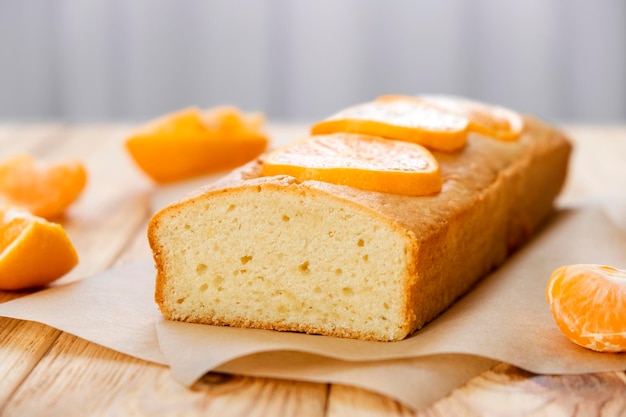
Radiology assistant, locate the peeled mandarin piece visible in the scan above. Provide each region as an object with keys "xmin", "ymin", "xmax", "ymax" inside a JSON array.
[
  {"xmin": 262, "ymin": 133, "xmax": 442, "ymax": 196},
  {"xmin": 0, "ymin": 209, "xmax": 78, "ymax": 290},
  {"xmin": 126, "ymin": 106, "xmax": 269, "ymax": 183},
  {"xmin": 311, "ymin": 96, "xmax": 469, "ymax": 152},
  {"xmin": 546, "ymin": 264, "xmax": 626, "ymax": 353},
  {"xmin": 418, "ymin": 95, "xmax": 524, "ymax": 141},
  {"xmin": 0, "ymin": 154, "xmax": 87, "ymax": 219}
]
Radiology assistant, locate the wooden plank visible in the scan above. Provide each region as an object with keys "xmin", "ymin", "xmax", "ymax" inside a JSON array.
[
  {"xmin": 421, "ymin": 365, "xmax": 626, "ymax": 416},
  {"xmin": 1, "ymin": 332, "xmax": 155, "ymax": 417},
  {"xmin": 187, "ymin": 376, "xmax": 327, "ymax": 417},
  {"xmin": 4, "ymin": 331, "xmax": 328, "ymax": 417},
  {"xmin": 0, "ymin": 320, "xmax": 60, "ymax": 406},
  {"xmin": 327, "ymin": 385, "xmax": 415, "ymax": 417}
]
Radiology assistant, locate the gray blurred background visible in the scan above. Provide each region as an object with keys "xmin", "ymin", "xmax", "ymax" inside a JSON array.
[{"xmin": 1, "ymin": 0, "xmax": 625, "ymax": 123}]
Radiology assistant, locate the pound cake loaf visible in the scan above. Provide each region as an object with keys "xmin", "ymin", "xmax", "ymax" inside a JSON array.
[{"xmin": 149, "ymin": 99, "xmax": 572, "ymax": 342}]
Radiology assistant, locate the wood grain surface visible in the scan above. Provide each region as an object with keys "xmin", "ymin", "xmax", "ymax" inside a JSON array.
[{"xmin": 0, "ymin": 124, "xmax": 625, "ymax": 417}]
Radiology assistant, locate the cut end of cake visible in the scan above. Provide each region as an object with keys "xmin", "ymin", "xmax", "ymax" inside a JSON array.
[{"xmin": 149, "ymin": 181, "xmax": 418, "ymax": 341}]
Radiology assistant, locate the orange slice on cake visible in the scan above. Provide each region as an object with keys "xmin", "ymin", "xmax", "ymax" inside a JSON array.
[
  {"xmin": 311, "ymin": 96, "xmax": 469, "ymax": 152},
  {"xmin": 418, "ymin": 95, "xmax": 525, "ymax": 141},
  {"xmin": 546, "ymin": 264, "xmax": 626, "ymax": 353},
  {"xmin": 0, "ymin": 154, "xmax": 87, "ymax": 220},
  {"xmin": 262, "ymin": 133, "xmax": 442, "ymax": 196},
  {"xmin": 126, "ymin": 106, "xmax": 268, "ymax": 183},
  {"xmin": 0, "ymin": 208, "xmax": 78, "ymax": 290}
]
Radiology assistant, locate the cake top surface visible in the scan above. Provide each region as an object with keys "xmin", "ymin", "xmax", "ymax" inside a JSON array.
[{"xmin": 167, "ymin": 115, "xmax": 570, "ymax": 240}]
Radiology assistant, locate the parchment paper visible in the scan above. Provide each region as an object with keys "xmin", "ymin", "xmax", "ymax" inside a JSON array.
[{"xmin": 1, "ymin": 201, "xmax": 625, "ymax": 411}]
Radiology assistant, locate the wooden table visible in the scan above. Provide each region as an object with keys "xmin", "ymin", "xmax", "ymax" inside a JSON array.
[{"xmin": 0, "ymin": 124, "xmax": 625, "ymax": 416}]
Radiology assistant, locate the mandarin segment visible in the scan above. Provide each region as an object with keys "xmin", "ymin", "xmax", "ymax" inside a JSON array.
[
  {"xmin": 546, "ymin": 264, "xmax": 626, "ymax": 352},
  {"xmin": 126, "ymin": 106, "xmax": 269, "ymax": 183},
  {"xmin": 0, "ymin": 154, "xmax": 87, "ymax": 219},
  {"xmin": 0, "ymin": 208, "xmax": 78, "ymax": 290},
  {"xmin": 311, "ymin": 97, "xmax": 468, "ymax": 152},
  {"xmin": 261, "ymin": 133, "xmax": 442, "ymax": 196}
]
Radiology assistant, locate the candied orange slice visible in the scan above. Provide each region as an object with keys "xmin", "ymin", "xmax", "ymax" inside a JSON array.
[
  {"xmin": 0, "ymin": 154, "xmax": 87, "ymax": 219},
  {"xmin": 262, "ymin": 134, "xmax": 442, "ymax": 196},
  {"xmin": 311, "ymin": 97, "xmax": 468, "ymax": 152},
  {"xmin": 0, "ymin": 208, "xmax": 78, "ymax": 290},
  {"xmin": 126, "ymin": 106, "xmax": 268, "ymax": 183},
  {"xmin": 546, "ymin": 264, "xmax": 626, "ymax": 352},
  {"xmin": 417, "ymin": 95, "xmax": 524, "ymax": 141}
]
